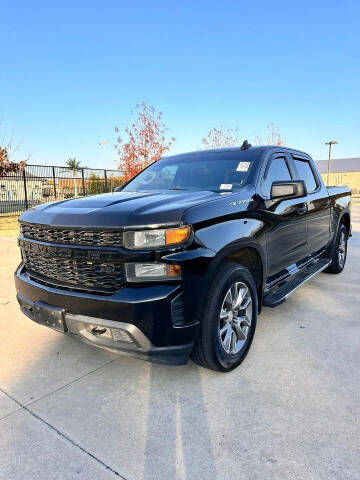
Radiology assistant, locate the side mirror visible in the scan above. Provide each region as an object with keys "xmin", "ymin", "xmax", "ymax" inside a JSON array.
[
  {"xmin": 270, "ymin": 180, "xmax": 307, "ymax": 200},
  {"xmin": 113, "ymin": 186, "xmax": 123, "ymax": 192}
]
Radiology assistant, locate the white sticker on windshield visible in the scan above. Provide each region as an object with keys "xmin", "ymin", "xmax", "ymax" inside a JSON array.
[
  {"xmin": 220, "ymin": 184, "xmax": 232, "ymax": 190},
  {"xmin": 236, "ymin": 162, "xmax": 250, "ymax": 172}
]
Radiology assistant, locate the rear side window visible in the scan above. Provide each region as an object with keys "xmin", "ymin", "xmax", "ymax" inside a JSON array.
[
  {"xmin": 263, "ymin": 157, "xmax": 291, "ymax": 196},
  {"xmin": 293, "ymin": 159, "xmax": 317, "ymax": 193}
]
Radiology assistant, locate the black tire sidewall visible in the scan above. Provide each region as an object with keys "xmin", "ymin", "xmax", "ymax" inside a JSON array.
[
  {"xmin": 331, "ymin": 224, "xmax": 347, "ymax": 273},
  {"xmin": 206, "ymin": 264, "xmax": 258, "ymax": 371}
]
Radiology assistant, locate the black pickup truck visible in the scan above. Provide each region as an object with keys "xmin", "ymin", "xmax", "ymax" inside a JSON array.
[{"xmin": 15, "ymin": 144, "xmax": 351, "ymax": 372}]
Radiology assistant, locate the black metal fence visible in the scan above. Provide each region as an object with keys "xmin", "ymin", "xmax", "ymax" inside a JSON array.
[{"xmin": 0, "ymin": 165, "xmax": 124, "ymax": 216}]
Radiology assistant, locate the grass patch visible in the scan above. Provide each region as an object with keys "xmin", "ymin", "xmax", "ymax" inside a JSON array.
[{"xmin": 0, "ymin": 216, "xmax": 19, "ymax": 238}]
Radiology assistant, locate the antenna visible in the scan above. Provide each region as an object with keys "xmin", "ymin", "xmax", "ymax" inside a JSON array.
[{"xmin": 241, "ymin": 140, "xmax": 252, "ymax": 150}]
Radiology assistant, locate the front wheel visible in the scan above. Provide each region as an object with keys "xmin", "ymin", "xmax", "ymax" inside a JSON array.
[
  {"xmin": 191, "ymin": 263, "xmax": 257, "ymax": 372},
  {"xmin": 325, "ymin": 224, "xmax": 348, "ymax": 274}
]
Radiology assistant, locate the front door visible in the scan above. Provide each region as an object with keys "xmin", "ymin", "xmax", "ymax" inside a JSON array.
[{"xmin": 260, "ymin": 153, "xmax": 309, "ymax": 279}]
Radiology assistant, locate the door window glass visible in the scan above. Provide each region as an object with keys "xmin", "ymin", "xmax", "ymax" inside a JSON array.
[
  {"xmin": 293, "ymin": 159, "xmax": 317, "ymax": 193},
  {"xmin": 263, "ymin": 157, "xmax": 291, "ymax": 196}
]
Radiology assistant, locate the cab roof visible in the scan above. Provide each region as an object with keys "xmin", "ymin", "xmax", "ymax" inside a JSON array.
[{"xmin": 165, "ymin": 145, "xmax": 310, "ymax": 159}]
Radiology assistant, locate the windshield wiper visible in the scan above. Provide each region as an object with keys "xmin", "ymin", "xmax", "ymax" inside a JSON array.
[{"xmin": 167, "ymin": 187, "xmax": 198, "ymax": 191}]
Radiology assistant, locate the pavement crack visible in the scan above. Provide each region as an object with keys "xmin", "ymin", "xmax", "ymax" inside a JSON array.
[
  {"xmin": 0, "ymin": 358, "xmax": 118, "ymax": 422},
  {"xmin": 0, "ymin": 387, "xmax": 127, "ymax": 479},
  {"xmin": 0, "ymin": 405, "xmax": 23, "ymax": 422},
  {"xmin": 25, "ymin": 357, "xmax": 118, "ymax": 408}
]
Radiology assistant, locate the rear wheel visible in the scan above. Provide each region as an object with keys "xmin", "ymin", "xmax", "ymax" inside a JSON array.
[
  {"xmin": 325, "ymin": 224, "xmax": 348, "ymax": 274},
  {"xmin": 191, "ymin": 263, "xmax": 257, "ymax": 372}
]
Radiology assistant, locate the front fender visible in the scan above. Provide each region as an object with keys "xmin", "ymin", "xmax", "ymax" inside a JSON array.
[
  {"xmin": 161, "ymin": 218, "xmax": 267, "ymax": 326},
  {"xmin": 194, "ymin": 218, "xmax": 266, "ymax": 253}
]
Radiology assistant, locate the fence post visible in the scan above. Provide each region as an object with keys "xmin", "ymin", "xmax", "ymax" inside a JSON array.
[
  {"xmin": 81, "ymin": 168, "xmax": 85, "ymax": 195},
  {"xmin": 23, "ymin": 169, "xmax": 28, "ymax": 210},
  {"xmin": 104, "ymin": 170, "xmax": 108, "ymax": 192},
  {"xmin": 52, "ymin": 166, "xmax": 57, "ymax": 198}
]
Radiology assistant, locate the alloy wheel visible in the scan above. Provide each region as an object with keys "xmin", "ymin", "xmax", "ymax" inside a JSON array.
[
  {"xmin": 219, "ymin": 282, "xmax": 253, "ymax": 355},
  {"xmin": 338, "ymin": 230, "xmax": 347, "ymax": 268}
]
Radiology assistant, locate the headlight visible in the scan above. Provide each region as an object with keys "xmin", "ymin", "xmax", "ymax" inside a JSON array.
[
  {"xmin": 125, "ymin": 263, "xmax": 182, "ymax": 282},
  {"xmin": 124, "ymin": 226, "xmax": 191, "ymax": 249}
]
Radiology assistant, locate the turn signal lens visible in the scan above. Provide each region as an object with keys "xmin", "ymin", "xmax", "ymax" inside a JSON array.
[
  {"xmin": 166, "ymin": 264, "xmax": 182, "ymax": 277},
  {"xmin": 125, "ymin": 263, "xmax": 182, "ymax": 282},
  {"xmin": 165, "ymin": 226, "xmax": 190, "ymax": 245}
]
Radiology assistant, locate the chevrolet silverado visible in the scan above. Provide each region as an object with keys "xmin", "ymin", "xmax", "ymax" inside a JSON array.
[{"xmin": 15, "ymin": 143, "xmax": 351, "ymax": 372}]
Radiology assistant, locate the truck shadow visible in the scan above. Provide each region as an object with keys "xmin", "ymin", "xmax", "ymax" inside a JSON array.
[
  {"xmin": 142, "ymin": 361, "xmax": 218, "ymax": 480},
  {"xmin": 1, "ymin": 311, "xmax": 219, "ymax": 480}
]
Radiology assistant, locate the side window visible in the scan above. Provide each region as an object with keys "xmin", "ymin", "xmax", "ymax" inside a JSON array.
[
  {"xmin": 263, "ymin": 157, "xmax": 291, "ymax": 197},
  {"xmin": 293, "ymin": 159, "xmax": 317, "ymax": 193}
]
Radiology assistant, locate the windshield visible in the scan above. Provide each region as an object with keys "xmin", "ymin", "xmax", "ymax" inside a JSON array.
[{"xmin": 122, "ymin": 150, "xmax": 260, "ymax": 192}]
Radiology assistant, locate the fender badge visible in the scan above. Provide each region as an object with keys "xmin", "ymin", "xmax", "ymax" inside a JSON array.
[{"xmin": 229, "ymin": 199, "xmax": 251, "ymax": 206}]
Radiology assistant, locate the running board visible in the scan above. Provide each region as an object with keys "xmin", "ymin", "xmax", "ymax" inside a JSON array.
[{"xmin": 263, "ymin": 259, "xmax": 332, "ymax": 308}]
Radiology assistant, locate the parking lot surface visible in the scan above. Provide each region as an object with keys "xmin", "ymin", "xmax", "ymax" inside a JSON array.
[{"xmin": 1, "ymin": 207, "xmax": 359, "ymax": 480}]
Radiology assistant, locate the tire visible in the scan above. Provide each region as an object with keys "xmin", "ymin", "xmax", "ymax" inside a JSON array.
[
  {"xmin": 325, "ymin": 224, "xmax": 348, "ymax": 274},
  {"xmin": 191, "ymin": 262, "xmax": 258, "ymax": 372}
]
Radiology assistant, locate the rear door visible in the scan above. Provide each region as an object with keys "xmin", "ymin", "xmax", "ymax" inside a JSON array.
[
  {"xmin": 260, "ymin": 152, "xmax": 309, "ymax": 278},
  {"xmin": 291, "ymin": 155, "xmax": 331, "ymax": 255}
]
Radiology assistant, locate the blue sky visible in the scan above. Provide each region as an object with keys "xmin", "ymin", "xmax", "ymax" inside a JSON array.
[{"xmin": 1, "ymin": 0, "xmax": 359, "ymax": 169}]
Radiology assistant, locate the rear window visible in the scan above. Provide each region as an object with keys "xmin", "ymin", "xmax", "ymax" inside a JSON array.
[{"xmin": 293, "ymin": 158, "xmax": 317, "ymax": 193}]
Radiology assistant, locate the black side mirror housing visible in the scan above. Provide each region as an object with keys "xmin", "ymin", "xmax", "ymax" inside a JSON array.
[{"xmin": 270, "ymin": 180, "xmax": 307, "ymax": 201}]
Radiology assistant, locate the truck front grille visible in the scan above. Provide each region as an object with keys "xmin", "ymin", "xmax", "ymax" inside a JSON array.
[
  {"xmin": 22, "ymin": 243, "xmax": 125, "ymax": 292},
  {"xmin": 20, "ymin": 223, "xmax": 123, "ymax": 247}
]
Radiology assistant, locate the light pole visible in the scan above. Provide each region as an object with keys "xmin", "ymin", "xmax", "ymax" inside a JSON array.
[
  {"xmin": 325, "ymin": 140, "xmax": 338, "ymax": 186},
  {"xmin": 97, "ymin": 140, "xmax": 109, "ymax": 170},
  {"xmin": 98, "ymin": 140, "xmax": 110, "ymax": 192}
]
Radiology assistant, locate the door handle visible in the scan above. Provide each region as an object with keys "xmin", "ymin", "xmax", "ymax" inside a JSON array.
[
  {"xmin": 322, "ymin": 200, "xmax": 330, "ymax": 208},
  {"xmin": 296, "ymin": 204, "xmax": 308, "ymax": 215}
]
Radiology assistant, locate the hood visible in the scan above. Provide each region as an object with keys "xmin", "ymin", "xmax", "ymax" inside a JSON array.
[{"xmin": 19, "ymin": 190, "xmax": 224, "ymax": 228}]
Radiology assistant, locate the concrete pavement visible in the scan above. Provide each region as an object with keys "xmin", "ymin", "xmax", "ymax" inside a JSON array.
[{"xmin": 1, "ymin": 208, "xmax": 359, "ymax": 480}]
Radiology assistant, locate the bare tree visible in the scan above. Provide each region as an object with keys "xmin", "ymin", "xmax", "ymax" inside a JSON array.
[
  {"xmin": 201, "ymin": 126, "xmax": 240, "ymax": 149},
  {"xmin": 254, "ymin": 123, "xmax": 285, "ymax": 146}
]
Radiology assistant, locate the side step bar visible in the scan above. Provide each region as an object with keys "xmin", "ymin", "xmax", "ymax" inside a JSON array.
[{"xmin": 263, "ymin": 258, "xmax": 332, "ymax": 308}]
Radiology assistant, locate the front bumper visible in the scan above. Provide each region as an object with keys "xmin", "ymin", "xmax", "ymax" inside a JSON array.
[{"xmin": 15, "ymin": 265, "xmax": 197, "ymax": 365}]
